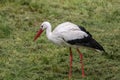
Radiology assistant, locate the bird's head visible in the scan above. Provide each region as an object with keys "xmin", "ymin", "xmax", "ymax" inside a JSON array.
[
  {"xmin": 41, "ymin": 21, "xmax": 51, "ymax": 30},
  {"xmin": 33, "ymin": 21, "xmax": 50, "ymax": 41}
]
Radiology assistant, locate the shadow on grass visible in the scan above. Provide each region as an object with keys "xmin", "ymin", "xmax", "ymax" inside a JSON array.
[{"xmin": 102, "ymin": 52, "xmax": 120, "ymax": 61}]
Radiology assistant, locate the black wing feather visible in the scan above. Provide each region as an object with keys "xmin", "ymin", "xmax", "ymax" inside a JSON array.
[
  {"xmin": 67, "ymin": 25, "xmax": 105, "ymax": 51},
  {"xmin": 78, "ymin": 25, "xmax": 92, "ymax": 37},
  {"xmin": 67, "ymin": 36, "xmax": 105, "ymax": 51}
]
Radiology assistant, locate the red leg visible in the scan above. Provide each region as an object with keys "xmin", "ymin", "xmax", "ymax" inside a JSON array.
[
  {"xmin": 69, "ymin": 47, "xmax": 73, "ymax": 79},
  {"xmin": 77, "ymin": 48, "xmax": 85, "ymax": 77}
]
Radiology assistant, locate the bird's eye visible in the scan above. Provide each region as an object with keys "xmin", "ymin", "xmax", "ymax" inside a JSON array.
[{"xmin": 41, "ymin": 25, "xmax": 43, "ymax": 28}]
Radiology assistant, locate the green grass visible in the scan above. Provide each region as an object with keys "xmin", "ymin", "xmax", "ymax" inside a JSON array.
[{"xmin": 0, "ymin": 0, "xmax": 120, "ymax": 80}]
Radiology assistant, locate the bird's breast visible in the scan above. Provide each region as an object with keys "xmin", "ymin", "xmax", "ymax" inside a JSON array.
[{"xmin": 47, "ymin": 34, "xmax": 65, "ymax": 46}]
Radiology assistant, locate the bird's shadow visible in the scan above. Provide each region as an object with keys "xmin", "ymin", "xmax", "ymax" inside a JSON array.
[{"xmin": 102, "ymin": 52, "xmax": 120, "ymax": 61}]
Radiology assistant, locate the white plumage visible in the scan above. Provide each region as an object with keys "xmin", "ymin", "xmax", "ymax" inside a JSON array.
[
  {"xmin": 41, "ymin": 22, "xmax": 88, "ymax": 46},
  {"xmin": 53, "ymin": 22, "xmax": 88, "ymax": 39},
  {"xmin": 34, "ymin": 21, "xmax": 105, "ymax": 79}
]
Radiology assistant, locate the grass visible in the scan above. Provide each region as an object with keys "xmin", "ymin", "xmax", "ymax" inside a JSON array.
[{"xmin": 0, "ymin": 0, "xmax": 120, "ymax": 80}]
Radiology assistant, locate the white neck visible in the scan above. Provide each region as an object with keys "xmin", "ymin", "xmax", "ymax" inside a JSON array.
[{"xmin": 46, "ymin": 25, "xmax": 52, "ymax": 40}]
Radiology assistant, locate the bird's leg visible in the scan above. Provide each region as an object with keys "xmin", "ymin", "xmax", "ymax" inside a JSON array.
[
  {"xmin": 77, "ymin": 48, "xmax": 85, "ymax": 77},
  {"xmin": 69, "ymin": 47, "xmax": 73, "ymax": 79}
]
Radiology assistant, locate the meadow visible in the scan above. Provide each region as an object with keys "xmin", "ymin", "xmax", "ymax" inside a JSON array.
[{"xmin": 0, "ymin": 0, "xmax": 120, "ymax": 80}]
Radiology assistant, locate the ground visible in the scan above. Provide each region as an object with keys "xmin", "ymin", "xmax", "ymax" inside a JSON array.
[{"xmin": 0, "ymin": 0, "xmax": 120, "ymax": 80}]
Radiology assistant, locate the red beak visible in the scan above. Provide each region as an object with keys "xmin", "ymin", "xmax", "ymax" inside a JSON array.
[{"xmin": 34, "ymin": 29, "xmax": 44, "ymax": 41}]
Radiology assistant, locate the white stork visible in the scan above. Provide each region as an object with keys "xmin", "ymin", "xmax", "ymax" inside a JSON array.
[{"xmin": 33, "ymin": 21, "xmax": 105, "ymax": 79}]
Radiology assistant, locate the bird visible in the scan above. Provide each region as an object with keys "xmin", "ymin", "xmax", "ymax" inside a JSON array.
[{"xmin": 33, "ymin": 21, "xmax": 105, "ymax": 79}]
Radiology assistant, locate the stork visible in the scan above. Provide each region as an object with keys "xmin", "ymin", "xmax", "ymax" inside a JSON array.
[{"xmin": 33, "ymin": 21, "xmax": 105, "ymax": 79}]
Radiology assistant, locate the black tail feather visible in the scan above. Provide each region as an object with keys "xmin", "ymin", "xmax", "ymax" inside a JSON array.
[
  {"xmin": 89, "ymin": 38, "xmax": 105, "ymax": 52},
  {"xmin": 67, "ymin": 36, "xmax": 105, "ymax": 52}
]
